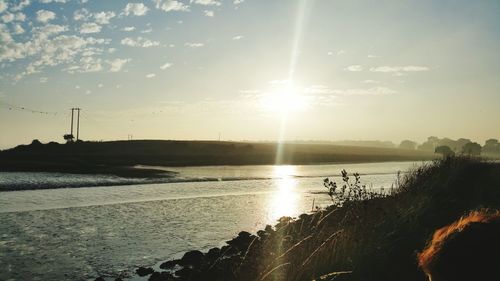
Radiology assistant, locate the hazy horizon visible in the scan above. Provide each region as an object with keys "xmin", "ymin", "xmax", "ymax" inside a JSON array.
[{"xmin": 1, "ymin": 0, "xmax": 499, "ymax": 149}]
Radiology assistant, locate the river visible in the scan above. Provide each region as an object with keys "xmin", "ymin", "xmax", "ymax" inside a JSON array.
[{"xmin": 0, "ymin": 161, "xmax": 422, "ymax": 281}]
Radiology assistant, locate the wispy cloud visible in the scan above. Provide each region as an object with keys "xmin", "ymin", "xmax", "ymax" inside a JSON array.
[
  {"xmin": 79, "ymin": 22, "xmax": 101, "ymax": 34},
  {"xmin": 122, "ymin": 26, "xmax": 136, "ymax": 31},
  {"xmin": 159, "ymin": 0, "xmax": 190, "ymax": 12},
  {"xmin": 160, "ymin": 62, "xmax": 173, "ymax": 70},
  {"xmin": 185, "ymin": 42, "xmax": 204, "ymax": 48},
  {"xmin": 124, "ymin": 3, "xmax": 149, "ymax": 16},
  {"xmin": 93, "ymin": 11, "xmax": 115, "ymax": 24},
  {"xmin": 191, "ymin": 0, "xmax": 221, "ymax": 6},
  {"xmin": 336, "ymin": 87, "xmax": 397, "ymax": 96},
  {"xmin": 370, "ymin": 65, "xmax": 429, "ymax": 73},
  {"xmin": 345, "ymin": 65, "xmax": 363, "ymax": 72},
  {"xmin": 36, "ymin": 10, "xmax": 56, "ymax": 23},
  {"xmin": 108, "ymin": 58, "xmax": 130, "ymax": 72},
  {"xmin": 121, "ymin": 37, "xmax": 160, "ymax": 48}
]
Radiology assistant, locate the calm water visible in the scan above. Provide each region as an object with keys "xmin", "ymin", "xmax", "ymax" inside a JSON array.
[{"xmin": 0, "ymin": 162, "xmax": 421, "ymax": 281}]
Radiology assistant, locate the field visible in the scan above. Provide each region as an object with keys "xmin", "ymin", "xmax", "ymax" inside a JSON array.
[{"xmin": 0, "ymin": 140, "xmax": 436, "ymax": 177}]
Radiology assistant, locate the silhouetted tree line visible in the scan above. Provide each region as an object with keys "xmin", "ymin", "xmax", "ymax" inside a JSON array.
[{"xmin": 398, "ymin": 137, "xmax": 500, "ymax": 157}]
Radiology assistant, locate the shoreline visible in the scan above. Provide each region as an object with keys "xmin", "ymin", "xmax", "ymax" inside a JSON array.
[
  {"xmin": 0, "ymin": 162, "xmax": 411, "ymax": 192},
  {"xmin": 92, "ymin": 157, "xmax": 500, "ymax": 281}
]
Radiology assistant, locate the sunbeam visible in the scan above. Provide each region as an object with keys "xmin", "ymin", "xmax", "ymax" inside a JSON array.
[{"xmin": 275, "ymin": 0, "xmax": 313, "ymax": 165}]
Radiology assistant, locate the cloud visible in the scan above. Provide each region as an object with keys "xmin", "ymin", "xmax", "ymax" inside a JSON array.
[
  {"xmin": 234, "ymin": 0, "xmax": 244, "ymax": 4},
  {"xmin": 303, "ymin": 85, "xmax": 335, "ymax": 95},
  {"xmin": 40, "ymin": 0, "xmax": 67, "ymax": 3},
  {"xmin": 1, "ymin": 13, "xmax": 14, "ymax": 23},
  {"xmin": 13, "ymin": 23, "xmax": 24, "ymax": 34},
  {"xmin": 362, "ymin": 80, "xmax": 380, "ymax": 84},
  {"xmin": 370, "ymin": 65, "xmax": 429, "ymax": 73},
  {"xmin": 121, "ymin": 37, "xmax": 160, "ymax": 47},
  {"xmin": 335, "ymin": 87, "xmax": 397, "ymax": 96},
  {"xmin": 79, "ymin": 22, "xmax": 101, "ymax": 34},
  {"xmin": 191, "ymin": 0, "xmax": 221, "ymax": 6},
  {"xmin": 185, "ymin": 42, "xmax": 204, "ymax": 48},
  {"xmin": 10, "ymin": 0, "xmax": 30, "ymax": 12},
  {"xmin": 232, "ymin": 35, "xmax": 244, "ymax": 40},
  {"xmin": 160, "ymin": 0, "xmax": 190, "ymax": 12},
  {"xmin": 108, "ymin": 58, "xmax": 130, "ymax": 72},
  {"xmin": 74, "ymin": 8, "xmax": 90, "ymax": 21},
  {"xmin": 146, "ymin": 73, "xmax": 156, "ymax": 78},
  {"xmin": 93, "ymin": 11, "xmax": 115, "ymax": 24},
  {"xmin": 124, "ymin": 3, "xmax": 149, "ymax": 16},
  {"xmin": 0, "ymin": 1, "xmax": 8, "ymax": 13},
  {"xmin": 36, "ymin": 10, "xmax": 56, "ymax": 23},
  {"xmin": 345, "ymin": 65, "xmax": 363, "ymax": 72},
  {"xmin": 77, "ymin": 56, "xmax": 103, "ymax": 72},
  {"xmin": 39, "ymin": 77, "xmax": 48, "ymax": 83},
  {"xmin": 2, "ymin": 30, "xmax": 110, "ymax": 79},
  {"xmin": 160, "ymin": 62, "xmax": 172, "ymax": 70},
  {"xmin": 122, "ymin": 26, "xmax": 136, "ymax": 31},
  {"xmin": 0, "ymin": 12, "xmax": 26, "ymax": 23},
  {"xmin": 204, "ymin": 10, "xmax": 214, "ymax": 17}
]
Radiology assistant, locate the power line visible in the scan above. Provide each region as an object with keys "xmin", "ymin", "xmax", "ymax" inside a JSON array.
[{"xmin": 0, "ymin": 101, "xmax": 59, "ymax": 116}]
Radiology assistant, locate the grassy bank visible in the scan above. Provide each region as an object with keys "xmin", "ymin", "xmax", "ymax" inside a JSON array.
[
  {"xmin": 116, "ymin": 157, "xmax": 500, "ymax": 281},
  {"xmin": 0, "ymin": 140, "xmax": 435, "ymax": 177}
]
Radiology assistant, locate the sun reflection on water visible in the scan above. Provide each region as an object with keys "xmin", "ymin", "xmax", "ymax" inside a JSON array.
[{"xmin": 267, "ymin": 165, "xmax": 300, "ymax": 223}]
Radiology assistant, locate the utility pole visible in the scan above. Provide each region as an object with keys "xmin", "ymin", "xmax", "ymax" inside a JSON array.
[
  {"xmin": 70, "ymin": 108, "xmax": 74, "ymax": 137},
  {"xmin": 69, "ymin": 108, "xmax": 81, "ymax": 141},
  {"xmin": 76, "ymin": 108, "xmax": 81, "ymax": 141}
]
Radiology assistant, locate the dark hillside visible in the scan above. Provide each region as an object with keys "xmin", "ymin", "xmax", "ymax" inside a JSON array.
[{"xmin": 0, "ymin": 140, "xmax": 436, "ymax": 177}]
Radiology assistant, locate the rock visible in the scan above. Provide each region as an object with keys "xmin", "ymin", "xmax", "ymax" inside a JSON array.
[
  {"xmin": 220, "ymin": 245, "xmax": 237, "ymax": 256},
  {"xmin": 257, "ymin": 230, "xmax": 268, "ymax": 239},
  {"xmin": 149, "ymin": 271, "xmax": 176, "ymax": 281},
  {"xmin": 226, "ymin": 231, "xmax": 255, "ymax": 252},
  {"xmin": 136, "ymin": 266, "xmax": 155, "ymax": 276},
  {"xmin": 94, "ymin": 278, "xmax": 105, "ymax": 281},
  {"xmin": 159, "ymin": 259, "xmax": 179, "ymax": 269},
  {"xmin": 175, "ymin": 267, "xmax": 195, "ymax": 279},
  {"xmin": 115, "ymin": 278, "xmax": 124, "ymax": 281},
  {"xmin": 179, "ymin": 250, "xmax": 204, "ymax": 267},
  {"xmin": 205, "ymin": 247, "xmax": 221, "ymax": 262},
  {"xmin": 264, "ymin": 225, "xmax": 274, "ymax": 233}
]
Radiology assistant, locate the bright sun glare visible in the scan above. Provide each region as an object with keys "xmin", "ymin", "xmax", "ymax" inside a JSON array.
[
  {"xmin": 260, "ymin": 81, "xmax": 308, "ymax": 115},
  {"xmin": 268, "ymin": 165, "xmax": 299, "ymax": 222}
]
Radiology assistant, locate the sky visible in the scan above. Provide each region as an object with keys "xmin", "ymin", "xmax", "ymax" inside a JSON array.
[{"xmin": 0, "ymin": 0, "xmax": 499, "ymax": 149}]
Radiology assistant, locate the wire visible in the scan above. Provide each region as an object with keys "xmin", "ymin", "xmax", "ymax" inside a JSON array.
[{"xmin": 0, "ymin": 101, "xmax": 60, "ymax": 116}]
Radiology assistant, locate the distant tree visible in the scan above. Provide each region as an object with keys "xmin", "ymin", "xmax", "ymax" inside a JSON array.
[
  {"xmin": 483, "ymin": 139, "xmax": 499, "ymax": 154},
  {"xmin": 399, "ymin": 140, "xmax": 417, "ymax": 150},
  {"xmin": 438, "ymin": 138, "xmax": 458, "ymax": 151},
  {"xmin": 30, "ymin": 139, "xmax": 42, "ymax": 146},
  {"xmin": 63, "ymin": 134, "xmax": 75, "ymax": 143},
  {"xmin": 456, "ymin": 138, "xmax": 472, "ymax": 152},
  {"xmin": 462, "ymin": 142, "xmax": 481, "ymax": 156},
  {"xmin": 418, "ymin": 136, "xmax": 440, "ymax": 151},
  {"xmin": 435, "ymin": 145, "xmax": 455, "ymax": 158}
]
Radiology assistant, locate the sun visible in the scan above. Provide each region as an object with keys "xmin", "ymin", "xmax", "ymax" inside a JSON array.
[{"xmin": 260, "ymin": 80, "xmax": 307, "ymax": 115}]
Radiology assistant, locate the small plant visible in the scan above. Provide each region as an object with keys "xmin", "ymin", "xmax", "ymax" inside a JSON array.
[{"xmin": 323, "ymin": 169, "xmax": 386, "ymax": 206}]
